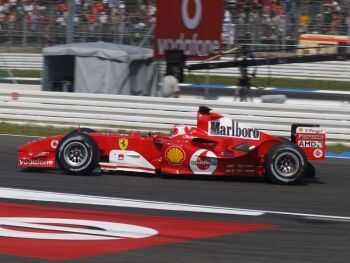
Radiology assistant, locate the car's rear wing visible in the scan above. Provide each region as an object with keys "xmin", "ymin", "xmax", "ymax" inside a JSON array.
[{"xmin": 291, "ymin": 124, "xmax": 326, "ymax": 161}]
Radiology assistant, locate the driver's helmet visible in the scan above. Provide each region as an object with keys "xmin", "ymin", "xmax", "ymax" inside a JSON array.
[{"xmin": 170, "ymin": 125, "xmax": 190, "ymax": 137}]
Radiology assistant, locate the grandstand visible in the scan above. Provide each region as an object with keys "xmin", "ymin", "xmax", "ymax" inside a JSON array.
[{"xmin": 0, "ymin": 0, "xmax": 349, "ymax": 50}]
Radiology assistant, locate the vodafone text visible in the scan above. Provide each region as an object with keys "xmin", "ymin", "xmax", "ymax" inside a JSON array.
[
  {"xmin": 157, "ymin": 33, "xmax": 220, "ymax": 57},
  {"xmin": 19, "ymin": 159, "xmax": 53, "ymax": 166}
]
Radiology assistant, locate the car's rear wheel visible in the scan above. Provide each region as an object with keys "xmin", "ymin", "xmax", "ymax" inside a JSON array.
[
  {"xmin": 56, "ymin": 132, "xmax": 100, "ymax": 175},
  {"xmin": 265, "ymin": 142, "xmax": 306, "ymax": 184}
]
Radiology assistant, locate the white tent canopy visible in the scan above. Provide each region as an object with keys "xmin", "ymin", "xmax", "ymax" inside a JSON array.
[{"xmin": 42, "ymin": 42, "xmax": 160, "ymax": 96}]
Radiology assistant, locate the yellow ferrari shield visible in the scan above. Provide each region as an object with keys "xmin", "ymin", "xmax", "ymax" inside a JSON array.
[{"xmin": 119, "ymin": 138, "xmax": 128, "ymax": 150}]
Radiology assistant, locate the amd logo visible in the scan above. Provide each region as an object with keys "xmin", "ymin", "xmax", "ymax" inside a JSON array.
[{"xmin": 298, "ymin": 141, "xmax": 323, "ymax": 148}]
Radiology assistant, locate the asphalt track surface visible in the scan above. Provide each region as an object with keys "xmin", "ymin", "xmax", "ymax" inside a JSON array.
[{"xmin": 0, "ymin": 135, "xmax": 350, "ymax": 263}]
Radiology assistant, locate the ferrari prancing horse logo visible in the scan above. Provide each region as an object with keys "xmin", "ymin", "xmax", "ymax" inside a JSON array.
[{"xmin": 119, "ymin": 138, "xmax": 128, "ymax": 150}]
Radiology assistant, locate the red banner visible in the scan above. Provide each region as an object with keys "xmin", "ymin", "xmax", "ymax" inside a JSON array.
[{"xmin": 154, "ymin": 0, "xmax": 224, "ymax": 60}]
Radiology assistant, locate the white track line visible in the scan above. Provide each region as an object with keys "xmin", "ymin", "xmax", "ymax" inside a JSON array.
[
  {"xmin": 1, "ymin": 187, "xmax": 350, "ymax": 221},
  {"xmin": 324, "ymin": 155, "xmax": 350, "ymax": 159},
  {"xmin": 0, "ymin": 187, "xmax": 263, "ymax": 216}
]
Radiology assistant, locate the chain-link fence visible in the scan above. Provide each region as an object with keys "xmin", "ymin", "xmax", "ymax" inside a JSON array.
[
  {"xmin": 0, "ymin": 0, "xmax": 349, "ymax": 51},
  {"xmin": 231, "ymin": 0, "xmax": 350, "ymax": 49},
  {"xmin": 0, "ymin": 0, "xmax": 155, "ymax": 49}
]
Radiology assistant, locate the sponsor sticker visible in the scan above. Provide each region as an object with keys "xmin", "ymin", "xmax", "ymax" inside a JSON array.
[
  {"xmin": 209, "ymin": 117, "xmax": 260, "ymax": 140},
  {"xmin": 50, "ymin": 140, "xmax": 59, "ymax": 149},
  {"xmin": 18, "ymin": 159, "xmax": 54, "ymax": 167},
  {"xmin": 165, "ymin": 146, "xmax": 186, "ymax": 165},
  {"xmin": 119, "ymin": 138, "xmax": 128, "ymax": 150},
  {"xmin": 109, "ymin": 150, "xmax": 155, "ymax": 171},
  {"xmin": 297, "ymin": 127, "xmax": 325, "ymax": 134},
  {"xmin": 313, "ymin": 149, "xmax": 324, "ymax": 159},
  {"xmin": 298, "ymin": 141, "xmax": 323, "ymax": 148},
  {"xmin": 190, "ymin": 149, "xmax": 218, "ymax": 174},
  {"xmin": 296, "ymin": 127, "xmax": 326, "ymax": 160},
  {"xmin": 298, "ymin": 134, "xmax": 324, "ymax": 140}
]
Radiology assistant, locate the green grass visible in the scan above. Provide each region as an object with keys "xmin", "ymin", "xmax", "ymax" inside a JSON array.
[
  {"xmin": 0, "ymin": 123, "xmax": 138, "ymax": 137},
  {"xmin": 185, "ymin": 75, "xmax": 350, "ymax": 91},
  {"xmin": 0, "ymin": 123, "xmax": 72, "ymax": 137},
  {"xmin": 0, "ymin": 69, "xmax": 41, "ymax": 78},
  {"xmin": 326, "ymin": 144, "xmax": 350, "ymax": 154},
  {"xmin": 1, "ymin": 69, "xmax": 350, "ymax": 91},
  {"xmin": 1, "ymin": 122, "xmax": 349, "ymax": 153}
]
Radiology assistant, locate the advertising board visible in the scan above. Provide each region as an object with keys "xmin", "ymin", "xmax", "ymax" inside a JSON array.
[{"xmin": 154, "ymin": 0, "xmax": 224, "ymax": 60}]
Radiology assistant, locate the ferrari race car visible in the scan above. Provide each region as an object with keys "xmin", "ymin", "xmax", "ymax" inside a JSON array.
[{"xmin": 18, "ymin": 106, "xmax": 326, "ymax": 184}]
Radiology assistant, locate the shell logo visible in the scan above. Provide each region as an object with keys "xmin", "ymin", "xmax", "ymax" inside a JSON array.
[
  {"xmin": 165, "ymin": 147, "xmax": 185, "ymax": 165},
  {"xmin": 298, "ymin": 127, "xmax": 304, "ymax": 133}
]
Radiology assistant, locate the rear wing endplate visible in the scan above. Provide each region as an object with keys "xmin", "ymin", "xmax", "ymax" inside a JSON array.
[{"xmin": 291, "ymin": 124, "xmax": 326, "ymax": 160}]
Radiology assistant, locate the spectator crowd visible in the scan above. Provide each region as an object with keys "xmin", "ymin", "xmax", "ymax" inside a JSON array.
[
  {"xmin": 228, "ymin": 0, "xmax": 350, "ymax": 46},
  {"xmin": 0, "ymin": 0, "xmax": 157, "ymax": 46},
  {"xmin": 0, "ymin": 0, "xmax": 349, "ymax": 48}
]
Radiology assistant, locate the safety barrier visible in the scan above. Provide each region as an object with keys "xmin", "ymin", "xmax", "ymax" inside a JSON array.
[
  {"xmin": 0, "ymin": 89, "xmax": 349, "ymax": 144},
  {"xmin": 193, "ymin": 60, "xmax": 350, "ymax": 81},
  {"xmin": 0, "ymin": 53, "xmax": 43, "ymax": 70},
  {"xmin": 1, "ymin": 53, "xmax": 350, "ymax": 81}
]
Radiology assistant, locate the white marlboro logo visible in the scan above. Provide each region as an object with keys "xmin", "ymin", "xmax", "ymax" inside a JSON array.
[{"xmin": 209, "ymin": 117, "xmax": 260, "ymax": 140}]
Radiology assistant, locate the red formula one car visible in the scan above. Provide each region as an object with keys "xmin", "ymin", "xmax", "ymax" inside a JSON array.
[{"xmin": 18, "ymin": 106, "xmax": 326, "ymax": 184}]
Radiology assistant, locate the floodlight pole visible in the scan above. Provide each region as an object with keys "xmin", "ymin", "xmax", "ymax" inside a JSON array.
[{"xmin": 66, "ymin": 0, "xmax": 75, "ymax": 44}]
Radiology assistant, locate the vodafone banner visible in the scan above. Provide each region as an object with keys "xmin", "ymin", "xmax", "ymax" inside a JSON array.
[{"xmin": 155, "ymin": 0, "xmax": 224, "ymax": 60}]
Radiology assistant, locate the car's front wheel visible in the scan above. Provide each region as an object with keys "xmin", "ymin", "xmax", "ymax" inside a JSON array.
[
  {"xmin": 265, "ymin": 142, "xmax": 307, "ymax": 185},
  {"xmin": 56, "ymin": 132, "xmax": 100, "ymax": 175}
]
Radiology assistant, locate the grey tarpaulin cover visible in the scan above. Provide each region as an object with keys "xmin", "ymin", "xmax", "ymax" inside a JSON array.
[{"xmin": 42, "ymin": 42, "xmax": 160, "ymax": 96}]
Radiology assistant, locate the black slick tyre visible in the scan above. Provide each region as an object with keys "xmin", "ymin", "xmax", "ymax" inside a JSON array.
[
  {"xmin": 265, "ymin": 142, "xmax": 306, "ymax": 185},
  {"xmin": 76, "ymin": 128, "xmax": 96, "ymax": 133},
  {"xmin": 56, "ymin": 132, "xmax": 100, "ymax": 175},
  {"xmin": 68, "ymin": 128, "xmax": 96, "ymax": 135}
]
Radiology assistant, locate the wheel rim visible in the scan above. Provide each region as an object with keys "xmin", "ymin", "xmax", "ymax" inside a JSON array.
[
  {"xmin": 274, "ymin": 152, "xmax": 300, "ymax": 177},
  {"xmin": 63, "ymin": 142, "xmax": 89, "ymax": 167}
]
